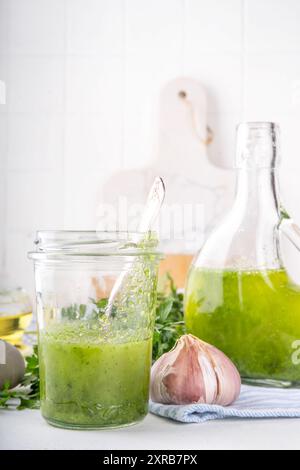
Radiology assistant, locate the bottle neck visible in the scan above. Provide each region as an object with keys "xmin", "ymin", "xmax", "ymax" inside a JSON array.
[
  {"xmin": 230, "ymin": 166, "xmax": 282, "ymax": 269},
  {"xmin": 196, "ymin": 122, "xmax": 284, "ymax": 271},
  {"xmin": 234, "ymin": 167, "xmax": 280, "ymax": 220}
]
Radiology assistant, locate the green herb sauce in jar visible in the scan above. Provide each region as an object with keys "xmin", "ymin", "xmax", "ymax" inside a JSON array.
[{"xmin": 39, "ymin": 322, "xmax": 152, "ymax": 429}]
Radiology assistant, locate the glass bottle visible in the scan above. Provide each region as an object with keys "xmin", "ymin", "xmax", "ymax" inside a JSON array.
[
  {"xmin": 29, "ymin": 231, "xmax": 160, "ymax": 429},
  {"xmin": 185, "ymin": 122, "xmax": 300, "ymax": 388}
]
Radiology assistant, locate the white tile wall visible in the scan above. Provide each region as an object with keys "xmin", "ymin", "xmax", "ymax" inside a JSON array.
[
  {"xmin": 65, "ymin": 56, "xmax": 123, "ymax": 114},
  {"xmin": 7, "ymin": 114, "xmax": 64, "ymax": 171},
  {"xmin": 0, "ymin": 114, "xmax": 7, "ymax": 169},
  {"xmin": 8, "ymin": 56, "xmax": 65, "ymax": 113},
  {"xmin": 245, "ymin": 0, "xmax": 300, "ymax": 53},
  {"xmin": 65, "ymin": 113, "xmax": 122, "ymax": 171},
  {"xmin": 244, "ymin": 53, "xmax": 300, "ymax": 117},
  {"xmin": 125, "ymin": 0, "xmax": 183, "ymax": 55},
  {"xmin": 280, "ymin": 114, "xmax": 300, "ymax": 170},
  {"xmin": 4, "ymin": 230, "xmax": 35, "ymax": 296},
  {"xmin": 63, "ymin": 170, "xmax": 113, "ymax": 230},
  {"xmin": 6, "ymin": 171, "xmax": 63, "ymax": 232},
  {"xmin": 124, "ymin": 0, "xmax": 183, "ymax": 168},
  {"xmin": 185, "ymin": 0, "xmax": 243, "ymax": 53},
  {"xmin": 66, "ymin": 0, "xmax": 123, "ymax": 56},
  {"xmin": 124, "ymin": 53, "xmax": 181, "ymax": 168},
  {"xmin": 0, "ymin": 0, "xmax": 8, "ymax": 54},
  {"xmin": 1, "ymin": 0, "xmax": 300, "ymax": 291},
  {"xmin": 8, "ymin": 0, "xmax": 65, "ymax": 55}
]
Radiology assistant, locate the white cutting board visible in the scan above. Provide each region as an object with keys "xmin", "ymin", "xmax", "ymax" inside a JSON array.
[{"xmin": 101, "ymin": 78, "xmax": 234, "ymax": 252}]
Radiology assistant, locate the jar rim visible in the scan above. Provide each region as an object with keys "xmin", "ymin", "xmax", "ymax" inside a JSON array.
[{"xmin": 28, "ymin": 230, "xmax": 162, "ymax": 261}]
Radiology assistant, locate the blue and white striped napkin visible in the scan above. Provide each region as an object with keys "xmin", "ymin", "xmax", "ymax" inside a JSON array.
[{"xmin": 149, "ymin": 385, "xmax": 300, "ymax": 423}]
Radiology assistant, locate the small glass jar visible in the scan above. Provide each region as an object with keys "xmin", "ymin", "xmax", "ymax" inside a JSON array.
[
  {"xmin": 29, "ymin": 231, "xmax": 160, "ymax": 429},
  {"xmin": 0, "ymin": 286, "xmax": 32, "ymax": 352}
]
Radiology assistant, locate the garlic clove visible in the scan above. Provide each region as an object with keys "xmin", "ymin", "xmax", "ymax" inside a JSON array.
[
  {"xmin": 205, "ymin": 343, "xmax": 241, "ymax": 406},
  {"xmin": 150, "ymin": 334, "xmax": 241, "ymax": 406},
  {"xmin": 197, "ymin": 348, "xmax": 218, "ymax": 404},
  {"xmin": 159, "ymin": 335, "xmax": 208, "ymax": 404}
]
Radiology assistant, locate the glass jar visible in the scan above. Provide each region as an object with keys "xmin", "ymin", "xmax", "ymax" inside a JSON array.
[
  {"xmin": 185, "ymin": 122, "xmax": 300, "ymax": 388},
  {"xmin": 29, "ymin": 231, "xmax": 160, "ymax": 429}
]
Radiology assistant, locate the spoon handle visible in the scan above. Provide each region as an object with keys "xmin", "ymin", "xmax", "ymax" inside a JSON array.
[
  {"xmin": 106, "ymin": 176, "xmax": 165, "ymax": 315},
  {"xmin": 138, "ymin": 177, "xmax": 165, "ymax": 233}
]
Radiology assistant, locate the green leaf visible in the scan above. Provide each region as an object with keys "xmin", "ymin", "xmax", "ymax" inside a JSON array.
[
  {"xmin": 0, "ymin": 344, "xmax": 40, "ymax": 410},
  {"xmin": 157, "ymin": 297, "xmax": 173, "ymax": 322}
]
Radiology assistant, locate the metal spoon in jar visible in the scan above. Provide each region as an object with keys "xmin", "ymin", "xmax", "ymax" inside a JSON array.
[{"xmin": 106, "ymin": 176, "xmax": 165, "ymax": 316}]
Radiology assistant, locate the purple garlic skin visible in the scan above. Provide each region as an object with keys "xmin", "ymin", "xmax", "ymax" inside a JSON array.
[{"xmin": 150, "ymin": 334, "xmax": 241, "ymax": 406}]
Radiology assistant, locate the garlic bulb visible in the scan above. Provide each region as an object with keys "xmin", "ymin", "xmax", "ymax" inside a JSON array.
[{"xmin": 150, "ymin": 334, "xmax": 241, "ymax": 406}]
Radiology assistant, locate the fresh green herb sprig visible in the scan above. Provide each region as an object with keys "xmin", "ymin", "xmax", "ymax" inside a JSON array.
[
  {"xmin": 152, "ymin": 274, "xmax": 185, "ymax": 361},
  {"xmin": 0, "ymin": 345, "xmax": 40, "ymax": 410},
  {"xmin": 0, "ymin": 275, "xmax": 185, "ymax": 410}
]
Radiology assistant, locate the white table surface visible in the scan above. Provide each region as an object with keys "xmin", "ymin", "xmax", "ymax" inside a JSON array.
[{"xmin": 1, "ymin": 410, "xmax": 300, "ymax": 450}]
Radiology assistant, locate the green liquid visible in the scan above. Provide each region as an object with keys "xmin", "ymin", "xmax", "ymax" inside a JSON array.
[
  {"xmin": 39, "ymin": 323, "xmax": 152, "ymax": 428},
  {"xmin": 185, "ymin": 268, "xmax": 300, "ymax": 386}
]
